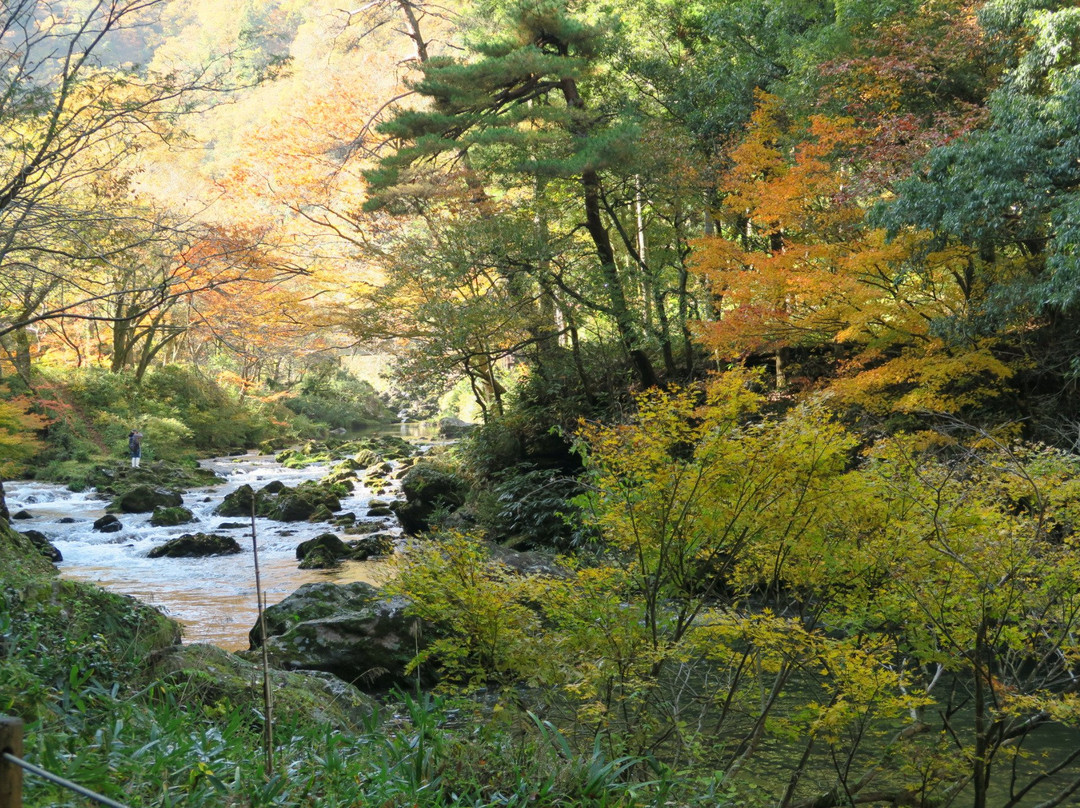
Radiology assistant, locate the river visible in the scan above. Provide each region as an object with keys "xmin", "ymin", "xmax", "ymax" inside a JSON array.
[{"xmin": 5, "ymin": 452, "xmax": 403, "ymax": 650}]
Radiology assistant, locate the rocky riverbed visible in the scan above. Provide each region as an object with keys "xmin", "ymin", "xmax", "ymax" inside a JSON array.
[{"xmin": 5, "ymin": 448, "xmax": 410, "ymax": 649}]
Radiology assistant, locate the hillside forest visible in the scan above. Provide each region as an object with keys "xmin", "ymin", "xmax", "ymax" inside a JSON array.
[{"xmin": 4, "ymin": 0, "xmax": 1080, "ymax": 806}]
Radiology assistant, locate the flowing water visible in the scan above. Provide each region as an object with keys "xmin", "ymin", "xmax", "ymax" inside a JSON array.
[{"xmin": 5, "ymin": 453, "xmax": 402, "ymax": 650}]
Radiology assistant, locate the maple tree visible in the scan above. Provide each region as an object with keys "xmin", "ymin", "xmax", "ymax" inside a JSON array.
[{"xmin": 675, "ymin": 0, "xmax": 1071, "ymax": 425}]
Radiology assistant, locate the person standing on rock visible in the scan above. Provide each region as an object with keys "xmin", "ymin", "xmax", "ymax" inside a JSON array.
[{"xmin": 129, "ymin": 429, "xmax": 143, "ymax": 468}]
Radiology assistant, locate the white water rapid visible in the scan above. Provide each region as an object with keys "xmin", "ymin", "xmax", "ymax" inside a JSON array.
[{"xmin": 6, "ymin": 454, "xmax": 400, "ymax": 650}]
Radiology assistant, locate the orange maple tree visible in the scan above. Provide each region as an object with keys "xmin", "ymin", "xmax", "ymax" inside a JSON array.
[{"xmin": 694, "ymin": 92, "xmax": 1012, "ymax": 414}]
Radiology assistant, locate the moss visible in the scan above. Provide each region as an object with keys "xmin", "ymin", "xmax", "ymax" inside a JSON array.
[
  {"xmin": 149, "ymin": 644, "xmax": 375, "ymax": 731},
  {"xmin": 0, "ymin": 519, "xmax": 57, "ymax": 585}
]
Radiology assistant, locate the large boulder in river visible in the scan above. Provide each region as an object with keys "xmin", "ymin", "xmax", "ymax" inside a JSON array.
[
  {"xmin": 215, "ymin": 480, "xmax": 343, "ymax": 523},
  {"xmin": 214, "ymin": 484, "xmax": 259, "ymax": 518},
  {"xmin": 89, "ymin": 462, "xmax": 222, "ymax": 496},
  {"xmin": 93, "ymin": 514, "xmax": 123, "ymax": 533},
  {"xmin": 391, "ymin": 463, "xmax": 467, "ymax": 534},
  {"xmin": 273, "ymin": 481, "xmax": 343, "ymax": 522},
  {"xmin": 250, "ymin": 581, "xmax": 429, "ymax": 691},
  {"xmin": 150, "ymin": 506, "xmax": 195, "ymax": 527},
  {"xmin": 348, "ymin": 533, "xmax": 396, "ymax": 560},
  {"xmin": 148, "ymin": 532, "xmax": 242, "ymax": 558},
  {"xmin": 295, "ymin": 533, "xmax": 351, "ymax": 562},
  {"xmin": 116, "ymin": 485, "xmax": 183, "ymax": 514}
]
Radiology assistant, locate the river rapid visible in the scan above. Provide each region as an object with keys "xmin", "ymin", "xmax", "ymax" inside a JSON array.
[{"xmin": 5, "ymin": 452, "xmax": 401, "ymax": 650}]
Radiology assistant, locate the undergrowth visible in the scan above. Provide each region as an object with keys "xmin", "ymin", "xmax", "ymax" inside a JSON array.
[{"xmin": 0, "ymin": 523, "xmax": 675, "ymax": 807}]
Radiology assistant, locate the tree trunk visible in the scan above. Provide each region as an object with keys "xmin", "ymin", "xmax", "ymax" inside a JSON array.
[
  {"xmin": 558, "ymin": 74, "xmax": 659, "ymax": 389},
  {"xmin": 12, "ymin": 327, "xmax": 32, "ymax": 382}
]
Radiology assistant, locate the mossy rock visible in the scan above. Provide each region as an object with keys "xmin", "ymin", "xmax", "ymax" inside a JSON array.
[
  {"xmin": 16, "ymin": 577, "xmax": 182, "ymax": 656},
  {"xmin": 150, "ymin": 643, "xmax": 375, "ymax": 731},
  {"xmin": 254, "ymin": 582, "xmax": 430, "ymax": 691},
  {"xmin": 215, "ymin": 484, "xmax": 273, "ymax": 518},
  {"xmin": 148, "ymin": 533, "xmax": 242, "ymax": 558},
  {"xmin": 149, "ymin": 505, "xmax": 195, "ymax": 527},
  {"xmin": 332, "ymin": 457, "xmax": 365, "ymax": 472},
  {"xmin": 281, "ymin": 455, "xmax": 314, "ymax": 469},
  {"xmin": 252, "ymin": 581, "xmax": 380, "ymax": 646},
  {"xmin": 18, "ymin": 529, "xmax": 62, "ymax": 563},
  {"xmin": 392, "ymin": 463, "xmax": 468, "ymax": 534},
  {"xmin": 348, "ymin": 533, "xmax": 396, "ymax": 560},
  {"xmin": 295, "ymin": 533, "xmax": 351, "ymax": 561},
  {"xmin": 88, "ymin": 462, "xmax": 221, "ymax": 495},
  {"xmin": 299, "ymin": 546, "xmax": 341, "ymax": 569},
  {"xmin": 273, "ymin": 481, "xmax": 343, "ymax": 522},
  {"xmin": 115, "ymin": 484, "xmax": 184, "ymax": 513},
  {"xmin": 0, "ymin": 520, "xmax": 57, "ymax": 583},
  {"xmin": 258, "ymin": 437, "xmax": 291, "ymax": 454},
  {"xmin": 352, "ymin": 449, "xmax": 380, "ymax": 468},
  {"xmin": 373, "ymin": 436, "xmax": 416, "ymax": 460},
  {"xmin": 343, "ymin": 520, "xmax": 391, "ymax": 535},
  {"xmin": 307, "ymin": 504, "xmax": 336, "ymax": 523}
]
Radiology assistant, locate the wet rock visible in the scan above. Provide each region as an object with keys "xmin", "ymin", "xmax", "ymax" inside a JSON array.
[
  {"xmin": 116, "ymin": 485, "xmax": 183, "ymax": 514},
  {"xmin": 150, "ymin": 506, "xmax": 195, "ymax": 527},
  {"xmin": 348, "ymin": 533, "xmax": 395, "ymax": 560},
  {"xmin": 59, "ymin": 517, "xmax": 78, "ymax": 524},
  {"xmin": 298, "ymin": 546, "xmax": 341, "ymax": 570},
  {"xmin": 260, "ymin": 480, "xmax": 287, "ymax": 494},
  {"xmin": 274, "ymin": 482, "xmax": 342, "ymax": 522},
  {"xmin": 148, "ymin": 532, "xmax": 242, "ymax": 558},
  {"xmin": 366, "ymin": 506, "xmax": 393, "ymax": 517},
  {"xmin": 307, "ymin": 504, "xmax": 335, "ymax": 523},
  {"xmin": 20, "ymin": 529, "xmax": 62, "ymax": 562},
  {"xmin": 391, "ymin": 463, "xmax": 467, "ymax": 534},
  {"xmin": 252, "ymin": 581, "xmax": 429, "ymax": 691},
  {"xmin": 216, "ymin": 521, "xmax": 249, "ymax": 530},
  {"xmin": 214, "ymin": 484, "xmax": 257, "ymax": 517},
  {"xmin": 93, "ymin": 514, "xmax": 124, "ymax": 533},
  {"xmin": 295, "ymin": 533, "xmax": 351, "ymax": 561},
  {"xmin": 11, "ymin": 510, "xmax": 32, "ymax": 520},
  {"xmin": 344, "ymin": 520, "xmax": 391, "ymax": 535}
]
